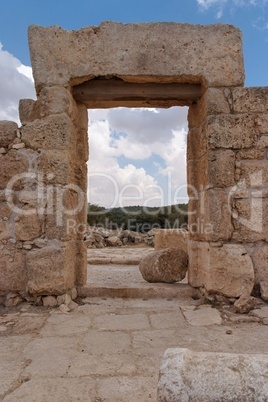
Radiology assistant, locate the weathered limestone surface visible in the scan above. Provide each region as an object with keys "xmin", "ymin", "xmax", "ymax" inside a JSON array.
[
  {"xmin": 154, "ymin": 229, "xmax": 188, "ymax": 253},
  {"xmin": 28, "ymin": 22, "xmax": 244, "ymax": 91},
  {"xmin": 158, "ymin": 348, "xmax": 268, "ymax": 402},
  {"xmin": 188, "ymin": 242, "xmax": 254, "ymax": 297},
  {"xmin": 247, "ymin": 244, "xmax": 268, "ymax": 302},
  {"xmin": 0, "ymin": 244, "xmax": 26, "ymax": 293},
  {"xmin": 27, "ymin": 242, "xmax": 76, "ymax": 295},
  {"xmin": 0, "ymin": 150, "xmax": 29, "ymax": 190},
  {"xmin": 21, "ymin": 113, "xmax": 75, "ymax": 150},
  {"xmin": 139, "ymin": 248, "xmax": 188, "ymax": 283},
  {"xmin": 0, "ymin": 121, "xmax": 18, "ymax": 147},
  {"xmin": 187, "ymin": 86, "xmax": 268, "ymax": 301}
]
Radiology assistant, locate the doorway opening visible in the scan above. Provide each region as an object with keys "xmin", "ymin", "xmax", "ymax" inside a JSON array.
[
  {"xmin": 72, "ymin": 77, "xmax": 202, "ymax": 292},
  {"xmin": 85, "ymin": 105, "xmax": 189, "ymax": 290}
]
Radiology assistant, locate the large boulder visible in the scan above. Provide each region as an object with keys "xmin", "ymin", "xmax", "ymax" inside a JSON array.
[
  {"xmin": 158, "ymin": 348, "xmax": 268, "ymax": 402},
  {"xmin": 139, "ymin": 248, "xmax": 188, "ymax": 283}
]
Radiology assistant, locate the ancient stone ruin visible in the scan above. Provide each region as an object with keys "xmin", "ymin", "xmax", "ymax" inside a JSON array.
[{"xmin": 0, "ymin": 22, "xmax": 267, "ymax": 305}]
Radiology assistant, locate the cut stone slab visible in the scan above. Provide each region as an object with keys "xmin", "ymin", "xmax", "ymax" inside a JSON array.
[
  {"xmin": 250, "ymin": 306, "xmax": 268, "ymax": 320},
  {"xmin": 154, "ymin": 229, "xmax": 188, "ymax": 253},
  {"xmin": 158, "ymin": 348, "xmax": 268, "ymax": 402},
  {"xmin": 182, "ymin": 307, "xmax": 222, "ymax": 326},
  {"xmin": 28, "ymin": 22, "xmax": 244, "ymax": 91},
  {"xmin": 189, "ymin": 242, "xmax": 255, "ymax": 298}
]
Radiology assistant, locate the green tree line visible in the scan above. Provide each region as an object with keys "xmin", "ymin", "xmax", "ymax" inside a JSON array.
[{"xmin": 87, "ymin": 203, "xmax": 188, "ymax": 233}]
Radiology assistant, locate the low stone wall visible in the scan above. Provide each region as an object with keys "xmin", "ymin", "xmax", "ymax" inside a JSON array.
[{"xmin": 84, "ymin": 227, "xmax": 154, "ymax": 248}]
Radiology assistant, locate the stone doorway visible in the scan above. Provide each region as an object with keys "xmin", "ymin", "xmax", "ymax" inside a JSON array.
[{"xmin": 1, "ymin": 22, "xmax": 268, "ymax": 304}]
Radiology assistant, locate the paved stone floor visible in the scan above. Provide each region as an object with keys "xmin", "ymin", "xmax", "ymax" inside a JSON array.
[
  {"xmin": 1, "ymin": 295, "xmax": 268, "ymax": 402},
  {"xmin": 87, "ymin": 246, "xmax": 153, "ymax": 265},
  {"xmin": 1, "ymin": 248, "xmax": 268, "ymax": 401}
]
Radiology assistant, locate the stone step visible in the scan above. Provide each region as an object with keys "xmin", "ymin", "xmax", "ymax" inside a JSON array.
[
  {"xmin": 79, "ymin": 264, "xmax": 199, "ymax": 300},
  {"xmin": 87, "ymin": 257, "xmax": 141, "ymax": 265},
  {"xmin": 78, "ymin": 283, "xmax": 198, "ymax": 300}
]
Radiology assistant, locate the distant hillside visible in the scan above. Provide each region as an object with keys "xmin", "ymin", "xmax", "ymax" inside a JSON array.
[{"xmin": 87, "ymin": 203, "xmax": 188, "ymax": 233}]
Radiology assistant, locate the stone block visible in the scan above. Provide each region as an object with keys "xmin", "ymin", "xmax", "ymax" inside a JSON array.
[
  {"xmin": 0, "ymin": 121, "xmax": 18, "ymax": 148},
  {"xmin": 232, "ymin": 87, "xmax": 268, "ymax": 113},
  {"xmin": 236, "ymin": 148, "xmax": 266, "ymax": 160},
  {"xmin": 204, "ymin": 87, "xmax": 231, "ymax": 115},
  {"xmin": 249, "ymin": 244, "xmax": 268, "ymax": 302},
  {"xmin": 45, "ymin": 188, "xmax": 86, "ymax": 240},
  {"xmin": 187, "ymin": 153, "xmax": 208, "ymax": 190},
  {"xmin": 37, "ymin": 150, "xmax": 71, "ymax": 185},
  {"xmin": 0, "ymin": 245, "xmax": 26, "ymax": 292},
  {"xmin": 0, "ymin": 221, "xmax": 11, "ymax": 240},
  {"xmin": 187, "ymin": 96, "xmax": 206, "ymax": 130},
  {"xmin": 28, "ymin": 22, "xmax": 244, "ymax": 91},
  {"xmin": 14, "ymin": 208, "xmax": 42, "ymax": 241},
  {"xmin": 208, "ymin": 149, "xmax": 235, "ymax": 188},
  {"xmin": 189, "ymin": 189, "xmax": 233, "ymax": 242},
  {"xmin": 158, "ymin": 348, "xmax": 268, "ymax": 402},
  {"xmin": 19, "ymin": 99, "xmax": 40, "ymax": 124},
  {"xmin": 234, "ymin": 198, "xmax": 268, "ymax": 242},
  {"xmin": 154, "ymin": 229, "xmax": 188, "ymax": 253},
  {"xmin": 233, "ymin": 294, "xmax": 258, "ymax": 314},
  {"xmin": 0, "ymin": 150, "xmax": 29, "ymax": 190},
  {"xmin": 239, "ymin": 160, "xmax": 268, "ymax": 189},
  {"xmin": 76, "ymin": 128, "xmax": 89, "ymax": 162},
  {"xmin": 0, "ymin": 202, "xmax": 12, "ymax": 220},
  {"xmin": 188, "ymin": 240, "xmax": 209, "ymax": 288},
  {"xmin": 257, "ymin": 135, "xmax": 268, "ymax": 149},
  {"xmin": 21, "ymin": 113, "xmax": 74, "ymax": 150},
  {"xmin": 39, "ymin": 86, "xmax": 77, "ymax": 118},
  {"xmin": 27, "ymin": 242, "xmax": 76, "ymax": 294},
  {"xmin": 42, "ymin": 295, "xmax": 57, "ymax": 307},
  {"xmin": 207, "ymin": 114, "xmax": 258, "ymax": 149},
  {"xmin": 204, "ymin": 244, "xmax": 254, "ymax": 297},
  {"xmin": 256, "ymin": 114, "xmax": 268, "ymax": 135},
  {"xmin": 75, "ymin": 240, "xmax": 87, "ymax": 287},
  {"xmin": 187, "ymin": 125, "xmax": 208, "ymax": 162},
  {"xmin": 182, "ymin": 306, "xmax": 222, "ymax": 326}
]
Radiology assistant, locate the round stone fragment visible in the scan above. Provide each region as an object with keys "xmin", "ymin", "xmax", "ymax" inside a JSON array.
[{"xmin": 139, "ymin": 248, "xmax": 188, "ymax": 283}]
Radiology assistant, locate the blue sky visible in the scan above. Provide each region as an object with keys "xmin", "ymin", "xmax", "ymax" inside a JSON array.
[
  {"xmin": 0, "ymin": 0, "xmax": 267, "ymax": 207},
  {"xmin": 0, "ymin": 0, "xmax": 267, "ymax": 85}
]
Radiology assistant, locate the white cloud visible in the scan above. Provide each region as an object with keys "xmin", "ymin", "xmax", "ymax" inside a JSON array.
[
  {"xmin": 88, "ymin": 107, "xmax": 188, "ymax": 208},
  {"xmin": 87, "ymin": 114, "xmax": 163, "ymax": 208},
  {"xmin": 0, "ymin": 43, "xmax": 35, "ymax": 123},
  {"xmin": 197, "ymin": 0, "xmax": 268, "ymax": 18}
]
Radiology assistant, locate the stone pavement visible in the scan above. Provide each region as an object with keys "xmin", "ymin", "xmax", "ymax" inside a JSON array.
[
  {"xmin": 87, "ymin": 247, "xmax": 153, "ymax": 265},
  {"xmin": 83, "ymin": 264, "xmax": 191, "ymax": 299},
  {"xmin": 84, "ymin": 247, "xmax": 191, "ymax": 299},
  {"xmin": 1, "ymin": 296, "xmax": 268, "ymax": 402}
]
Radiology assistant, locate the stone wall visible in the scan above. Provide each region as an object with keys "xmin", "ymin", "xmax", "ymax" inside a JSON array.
[
  {"xmin": 0, "ymin": 87, "xmax": 88, "ymax": 304},
  {"xmin": 188, "ymin": 87, "xmax": 268, "ymax": 301},
  {"xmin": 0, "ymin": 22, "xmax": 267, "ymax": 304}
]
